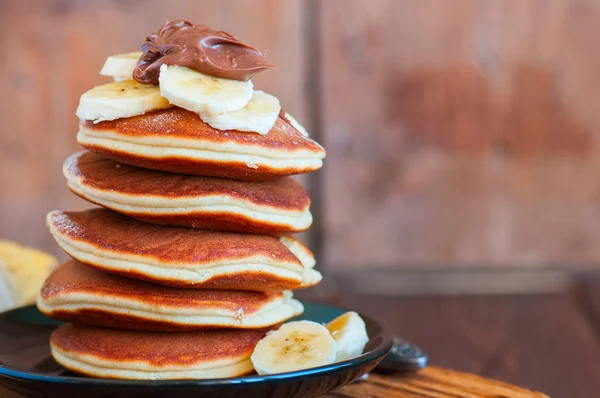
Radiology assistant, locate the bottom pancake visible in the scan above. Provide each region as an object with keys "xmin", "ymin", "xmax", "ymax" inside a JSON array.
[{"xmin": 51, "ymin": 323, "xmax": 273, "ymax": 380}]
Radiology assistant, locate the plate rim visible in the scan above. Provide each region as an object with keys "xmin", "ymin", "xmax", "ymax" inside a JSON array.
[{"xmin": 0, "ymin": 301, "xmax": 393, "ymax": 387}]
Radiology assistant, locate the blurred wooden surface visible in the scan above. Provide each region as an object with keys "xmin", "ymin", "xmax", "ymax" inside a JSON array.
[
  {"xmin": 318, "ymin": 0, "xmax": 600, "ymax": 270},
  {"xmin": 3, "ymin": 1, "xmax": 600, "ymax": 271}
]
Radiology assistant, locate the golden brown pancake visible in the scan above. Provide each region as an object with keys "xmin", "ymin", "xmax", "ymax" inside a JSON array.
[
  {"xmin": 38, "ymin": 261, "xmax": 302, "ymax": 331},
  {"xmin": 51, "ymin": 323, "xmax": 273, "ymax": 379},
  {"xmin": 64, "ymin": 151, "xmax": 312, "ymax": 234},
  {"xmin": 47, "ymin": 209, "xmax": 321, "ymax": 291},
  {"xmin": 77, "ymin": 107, "xmax": 325, "ymax": 181}
]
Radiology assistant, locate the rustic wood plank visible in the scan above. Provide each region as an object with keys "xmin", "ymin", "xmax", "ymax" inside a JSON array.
[
  {"xmin": 0, "ymin": 0, "xmax": 309, "ymax": 256},
  {"xmin": 316, "ymin": 291, "xmax": 600, "ymax": 398},
  {"xmin": 327, "ymin": 368, "xmax": 547, "ymax": 398},
  {"xmin": 319, "ymin": 0, "xmax": 600, "ymax": 270}
]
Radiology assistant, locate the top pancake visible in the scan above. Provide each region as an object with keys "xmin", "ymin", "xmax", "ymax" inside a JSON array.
[
  {"xmin": 64, "ymin": 151, "xmax": 312, "ymax": 234},
  {"xmin": 77, "ymin": 107, "xmax": 326, "ymax": 181},
  {"xmin": 51, "ymin": 323, "xmax": 272, "ymax": 379}
]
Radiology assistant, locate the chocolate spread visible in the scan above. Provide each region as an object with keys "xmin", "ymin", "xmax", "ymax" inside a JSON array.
[{"xmin": 133, "ymin": 20, "xmax": 275, "ymax": 85}]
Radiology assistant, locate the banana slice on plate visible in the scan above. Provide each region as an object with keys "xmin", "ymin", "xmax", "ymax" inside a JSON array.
[
  {"xmin": 76, "ymin": 80, "xmax": 172, "ymax": 122},
  {"xmin": 251, "ymin": 321, "xmax": 336, "ymax": 375},
  {"xmin": 159, "ymin": 64, "xmax": 253, "ymax": 114},
  {"xmin": 199, "ymin": 90, "xmax": 280, "ymax": 135},
  {"xmin": 284, "ymin": 112, "xmax": 310, "ymax": 137},
  {"xmin": 99, "ymin": 52, "xmax": 142, "ymax": 80},
  {"xmin": 326, "ymin": 311, "xmax": 369, "ymax": 361}
]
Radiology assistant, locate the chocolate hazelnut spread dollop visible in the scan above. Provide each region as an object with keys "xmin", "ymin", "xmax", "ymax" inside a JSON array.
[{"xmin": 133, "ymin": 20, "xmax": 275, "ymax": 85}]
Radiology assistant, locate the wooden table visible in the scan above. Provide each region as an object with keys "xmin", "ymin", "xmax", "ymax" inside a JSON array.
[{"xmin": 329, "ymin": 367, "xmax": 546, "ymax": 397}]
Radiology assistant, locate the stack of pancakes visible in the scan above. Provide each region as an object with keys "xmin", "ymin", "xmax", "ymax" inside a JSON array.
[{"xmin": 38, "ymin": 104, "xmax": 325, "ymax": 379}]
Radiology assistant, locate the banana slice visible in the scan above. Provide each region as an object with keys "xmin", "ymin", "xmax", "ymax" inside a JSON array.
[
  {"xmin": 199, "ymin": 90, "xmax": 280, "ymax": 135},
  {"xmin": 0, "ymin": 261, "xmax": 17, "ymax": 312},
  {"xmin": 251, "ymin": 321, "xmax": 336, "ymax": 375},
  {"xmin": 159, "ymin": 64, "xmax": 253, "ymax": 114},
  {"xmin": 99, "ymin": 52, "xmax": 142, "ymax": 80},
  {"xmin": 326, "ymin": 311, "xmax": 369, "ymax": 361},
  {"xmin": 76, "ymin": 80, "xmax": 172, "ymax": 122},
  {"xmin": 285, "ymin": 112, "xmax": 310, "ymax": 137}
]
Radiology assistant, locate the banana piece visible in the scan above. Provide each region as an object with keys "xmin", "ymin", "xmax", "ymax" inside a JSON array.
[
  {"xmin": 0, "ymin": 240, "xmax": 57, "ymax": 310},
  {"xmin": 0, "ymin": 260, "xmax": 17, "ymax": 312},
  {"xmin": 199, "ymin": 90, "xmax": 281, "ymax": 135},
  {"xmin": 285, "ymin": 112, "xmax": 310, "ymax": 137},
  {"xmin": 326, "ymin": 311, "xmax": 369, "ymax": 361},
  {"xmin": 251, "ymin": 321, "xmax": 336, "ymax": 375},
  {"xmin": 99, "ymin": 52, "xmax": 142, "ymax": 80},
  {"xmin": 76, "ymin": 80, "xmax": 172, "ymax": 122},
  {"xmin": 159, "ymin": 64, "xmax": 253, "ymax": 114}
]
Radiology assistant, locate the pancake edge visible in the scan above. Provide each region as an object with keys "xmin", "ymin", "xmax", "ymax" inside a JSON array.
[
  {"xmin": 51, "ymin": 346, "xmax": 255, "ymax": 380},
  {"xmin": 50, "ymin": 230, "xmax": 305, "ymax": 284},
  {"xmin": 46, "ymin": 210, "xmax": 323, "ymax": 290},
  {"xmin": 78, "ymin": 130, "xmax": 323, "ymax": 174},
  {"xmin": 47, "ymin": 211, "xmax": 305, "ymax": 270},
  {"xmin": 64, "ymin": 171, "xmax": 313, "ymax": 233},
  {"xmin": 78, "ymin": 124, "xmax": 326, "ymax": 160},
  {"xmin": 38, "ymin": 293, "xmax": 304, "ymax": 330}
]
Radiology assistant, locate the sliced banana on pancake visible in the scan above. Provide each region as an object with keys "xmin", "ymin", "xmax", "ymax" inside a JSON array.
[
  {"xmin": 159, "ymin": 64, "xmax": 253, "ymax": 114},
  {"xmin": 76, "ymin": 80, "xmax": 172, "ymax": 122},
  {"xmin": 99, "ymin": 52, "xmax": 142, "ymax": 80},
  {"xmin": 199, "ymin": 90, "xmax": 280, "ymax": 135},
  {"xmin": 251, "ymin": 321, "xmax": 336, "ymax": 375},
  {"xmin": 326, "ymin": 311, "xmax": 369, "ymax": 361}
]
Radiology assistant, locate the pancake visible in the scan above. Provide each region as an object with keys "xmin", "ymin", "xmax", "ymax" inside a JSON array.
[
  {"xmin": 51, "ymin": 323, "xmax": 273, "ymax": 379},
  {"xmin": 47, "ymin": 209, "xmax": 321, "ymax": 291},
  {"xmin": 77, "ymin": 107, "xmax": 326, "ymax": 181},
  {"xmin": 38, "ymin": 260, "xmax": 303, "ymax": 331},
  {"xmin": 64, "ymin": 151, "xmax": 312, "ymax": 234}
]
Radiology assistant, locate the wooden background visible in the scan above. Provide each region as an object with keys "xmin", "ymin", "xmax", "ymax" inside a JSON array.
[{"xmin": 2, "ymin": 0, "xmax": 600, "ymax": 273}]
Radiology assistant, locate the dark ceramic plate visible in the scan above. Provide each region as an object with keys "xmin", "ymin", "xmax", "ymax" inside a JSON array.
[{"xmin": 0, "ymin": 302, "xmax": 393, "ymax": 398}]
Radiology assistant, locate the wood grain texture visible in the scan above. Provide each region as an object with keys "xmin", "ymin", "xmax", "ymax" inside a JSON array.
[
  {"xmin": 328, "ymin": 368, "xmax": 547, "ymax": 398},
  {"xmin": 0, "ymin": 0, "xmax": 308, "ymax": 257},
  {"xmin": 319, "ymin": 0, "xmax": 600, "ymax": 269}
]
